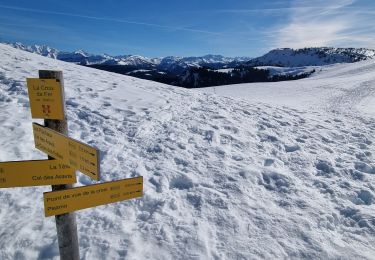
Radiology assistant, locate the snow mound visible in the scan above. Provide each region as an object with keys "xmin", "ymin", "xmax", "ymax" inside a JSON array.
[
  {"xmin": 0, "ymin": 44, "xmax": 375, "ymax": 259},
  {"xmin": 248, "ymin": 47, "xmax": 375, "ymax": 67}
]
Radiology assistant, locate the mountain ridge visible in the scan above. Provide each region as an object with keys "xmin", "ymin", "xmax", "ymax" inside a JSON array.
[
  {"xmin": 7, "ymin": 42, "xmax": 249, "ymax": 70},
  {"xmin": 8, "ymin": 42, "xmax": 375, "ymax": 70},
  {"xmin": 5, "ymin": 42, "xmax": 375, "ymax": 88},
  {"xmin": 248, "ymin": 47, "xmax": 375, "ymax": 67}
]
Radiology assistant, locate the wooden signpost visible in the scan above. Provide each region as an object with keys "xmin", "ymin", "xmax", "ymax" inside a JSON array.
[
  {"xmin": 32, "ymin": 122, "xmax": 100, "ymax": 180},
  {"xmin": 44, "ymin": 176, "xmax": 143, "ymax": 217},
  {"xmin": 36, "ymin": 70, "xmax": 80, "ymax": 260},
  {"xmin": 0, "ymin": 70, "xmax": 143, "ymax": 260},
  {"xmin": 0, "ymin": 160, "xmax": 76, "ymax": 188}
]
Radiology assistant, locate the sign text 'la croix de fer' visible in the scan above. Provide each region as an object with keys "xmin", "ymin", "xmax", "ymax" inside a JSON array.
[{"xmin": 27, "ymin": 78, "xmax": 65, "ymax": 120}]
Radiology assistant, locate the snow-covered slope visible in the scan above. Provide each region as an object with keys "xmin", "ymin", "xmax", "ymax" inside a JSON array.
[
  {"xmin": 254, "ymin": 66, "xmax": 317, "ymax": 77},
  {"xmin": 203, "ymin": 59, "xmax": 375, "ymax": 116},
  {"xmin": 248, "ymin": 47, "xmax": 375, "ymax": 67},
  {"xmin": 217, "ymin": 66, "xmax": 317, "ymax": 78},
  {"xmin": 1, "ymin": 43, "xmax": 375, "ymax": 259}
]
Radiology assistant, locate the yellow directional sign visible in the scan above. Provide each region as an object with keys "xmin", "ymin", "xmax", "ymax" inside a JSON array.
[
  {"xmin": 27, "ymin": 78, "xmax": 65, "ymax": 120},
  {"xmin": 0, "ymin": 159, "xmax": 76, "ymax": 188},
  {"xmin": 44, "ymin": 176, "xmax": 143, "ymax": 217},
  {"xmin": 32, "ymin": 123, "xmax": 100, "ymax": 180}
]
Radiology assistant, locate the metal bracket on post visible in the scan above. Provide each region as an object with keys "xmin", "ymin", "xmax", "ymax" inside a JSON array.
[{"xmin": 39, "ymin": 70, "xmax": 80, "ymax": 260}]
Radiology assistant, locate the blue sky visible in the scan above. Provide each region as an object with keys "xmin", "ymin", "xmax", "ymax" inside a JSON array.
[{"xmin": 0, "ymin": 0, "xmax": 374, "ymax": 57}]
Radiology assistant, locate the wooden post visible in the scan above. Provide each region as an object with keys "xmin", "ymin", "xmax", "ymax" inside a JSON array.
[{"xmin": 39, "ymin": 70, "xmax": 80, "ymax": 260}]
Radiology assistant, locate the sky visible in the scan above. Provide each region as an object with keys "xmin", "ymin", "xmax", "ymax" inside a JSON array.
[{"xmin": 0, "ymin": 0, "xmax": 374, "ymax": 57}]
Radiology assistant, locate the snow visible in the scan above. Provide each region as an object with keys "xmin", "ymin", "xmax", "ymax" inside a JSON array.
[
  {"xmin": 125, "ymin": 69, "xmax": 152, "ymax": 74},
  {"xmin": 216, "ymin": 66, "xmax": 316, "ymax": 77},
  {"xmin": 254, "ymin": 66, "xmax": 317, "ymax": 77},
  {"xmin": 203, "ymin": 60, "xmax": 375, "ymax": 117},
  {"xmin": 249, "ymin": 47, "xmax": 375, "ymax": 67},
  {"xmin": 1, "ymin": 43, "xmax": 375, "ymax": 259},
  {"xmin": 216, "ymin": 68, "xmax": 234, "ymax": 73}
]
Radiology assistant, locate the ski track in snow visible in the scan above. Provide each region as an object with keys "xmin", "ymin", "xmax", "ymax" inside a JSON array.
[{"xmin": 0, "ymin": 44, "xmax": 375, "ymax": 259}]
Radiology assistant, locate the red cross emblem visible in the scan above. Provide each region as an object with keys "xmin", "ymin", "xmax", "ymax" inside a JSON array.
[{"xmin": 42, "ymin": 105, "xmax": 51, "ymax": 114}]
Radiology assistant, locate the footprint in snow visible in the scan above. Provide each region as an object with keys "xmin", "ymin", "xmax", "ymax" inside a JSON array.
[
  {"xmin": 354, "ymin": 162, "xmax": 375, "ymax": 174},
  {"xmin": 284, "ymin": 144, "xmax": 300, "ymax": 153},
  {"xmin": 169, "ymin": 175, "xmax": 193, "ymax": 190},
  {"xmin": 352, "ymin": 189, "xmax": 374, "ymax": 205}
]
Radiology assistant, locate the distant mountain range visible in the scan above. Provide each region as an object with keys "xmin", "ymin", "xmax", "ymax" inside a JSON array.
[
  {"xmin": 6, "ymin": 42, "xmax": 375, "ymax": 87},
  {"xmin": 8, "ymin": 42, "xmax": 249, "ymax": 74}
]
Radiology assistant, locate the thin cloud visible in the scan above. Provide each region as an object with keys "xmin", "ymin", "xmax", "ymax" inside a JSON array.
[
  {"xmin": 209, "ymin": 6, "xmax": 322, "ymax": 14},
  {"xmin": 270, "ymin": 0, "xmax": 375, "ymax": 49},
  {"xmin": 0, "ymin": 4, "xmax": 223, "ymax": 36}
]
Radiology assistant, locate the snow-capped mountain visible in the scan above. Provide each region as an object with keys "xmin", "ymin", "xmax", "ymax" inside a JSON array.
[
  {"xmin": 9, "ymin": 42, "xmax": 375, "ymax": 71},
  {"xmin": 157, "ymin": 55, "xmax": 248, "ymax": 74},
  {"xmin": 7, "ymin": 42, "xmax": 375, "ymax": 88},
  {"xmin": 248, "ymin": 47, "xmax": 375, "ymax": 67},
  {"xmin": 10, "ymin": 42, "xmax": 60, "ymax": 59},
  {"xmin": 7, "ymin": 42, "xmax": 249, "ymax": 71},
  {"xmin": 115, "ymin": 55, "xmax": 160, "ymax": 67},
  {"xmin": 56, "ymin": 50, "xmax": 111, "ymax": 65},
  {"xmin": 1, "ymin": 43, "xmax": 375, "ymax": 259}
]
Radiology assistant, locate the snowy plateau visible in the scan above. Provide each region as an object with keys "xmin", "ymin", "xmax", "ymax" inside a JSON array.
[{"xmin": 0, "ymin": 43, "xmax": 375, "ymax": 260}]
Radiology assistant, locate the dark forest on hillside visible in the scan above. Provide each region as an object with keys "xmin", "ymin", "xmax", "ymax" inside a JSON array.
[{"xmin": 86, "ymin": 64, "xmax": 314, "ymax": 88}]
